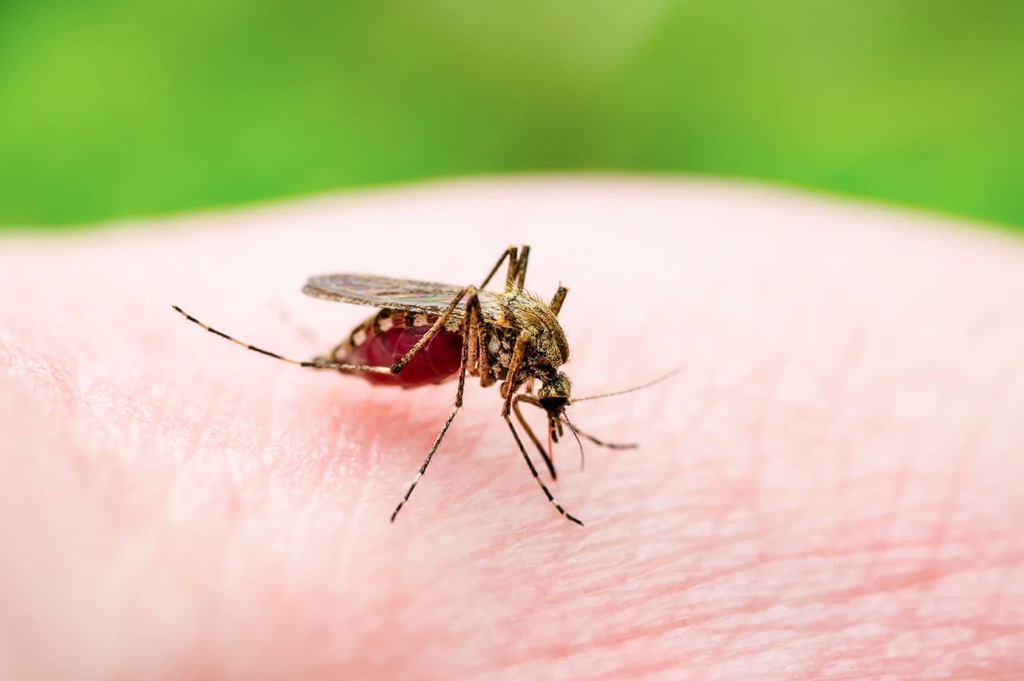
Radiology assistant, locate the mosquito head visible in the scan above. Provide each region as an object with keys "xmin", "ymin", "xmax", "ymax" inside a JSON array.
[{"xmin": 538, "ymin": 370, "xmax": 571, "ymax": 417}]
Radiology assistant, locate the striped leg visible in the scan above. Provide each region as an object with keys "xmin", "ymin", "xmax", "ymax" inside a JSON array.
[
  {"xmin": 172, "ymin": 306, "xmax": 391, "ymax": 374},
  {"xmin": 505, "ymin": 415, "xmax": 584, "ymax": 526},
  {"xmin": 390, "ymin": 289, "xmax": 482, "ymax": 522},
  {"xmin": 479, "ymin": 245, "xmax": 517, "ymax": 290},
  {"xmin": 512, "ymin": 245, "xmax": 530, "ymax": 291},
  {"xmin": 477, "ymin": 244, "xmax": 531, "ymax": 293},
  {"xmin": 500, "ymin": 330, "xmax": 532, "ymax": 417},
  {"xmin": 549, "ymin": 286, "xmax": 568, "ymax": 316}
]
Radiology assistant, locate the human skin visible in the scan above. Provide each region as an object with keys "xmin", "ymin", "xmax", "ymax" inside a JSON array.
[{"xmin": 0, "ymin": 178, "xmax": 1022, "ymax": 680}]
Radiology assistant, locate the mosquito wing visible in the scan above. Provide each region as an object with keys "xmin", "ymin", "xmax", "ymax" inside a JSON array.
[{"xmin": 303, "ymin": 274, "xmax": 501, "ymax": 318}]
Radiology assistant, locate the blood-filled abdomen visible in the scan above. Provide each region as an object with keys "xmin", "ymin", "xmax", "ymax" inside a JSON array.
[{"xmin": 345, "ymin": 325, "xmax": 463, "ymax": 387}]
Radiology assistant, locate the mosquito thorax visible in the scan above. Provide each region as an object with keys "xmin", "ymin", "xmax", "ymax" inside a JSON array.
[{"xmin": 502, "ymin": 292, "xmax": 570, "ymax": 368}]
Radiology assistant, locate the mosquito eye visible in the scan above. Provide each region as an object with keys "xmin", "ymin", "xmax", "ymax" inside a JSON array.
[{"xmin": 539, "ymin": 396, "xmax": 567, "ymax": 412}]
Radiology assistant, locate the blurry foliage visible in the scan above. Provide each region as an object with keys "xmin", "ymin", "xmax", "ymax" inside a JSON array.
[{"xmin": 0, "ymin": 0, "xmax": 1022, "ymax": 230}]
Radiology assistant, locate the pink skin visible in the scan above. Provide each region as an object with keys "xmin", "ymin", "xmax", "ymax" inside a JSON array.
[{"xmin": 1, "ymin": 178, "xmax": 1023, "ymax": 680}]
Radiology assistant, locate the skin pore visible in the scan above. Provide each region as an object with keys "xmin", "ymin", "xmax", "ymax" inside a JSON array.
[{"xmin": 1, "ymin": 178, "xmax": 1022, "ymax": 680}]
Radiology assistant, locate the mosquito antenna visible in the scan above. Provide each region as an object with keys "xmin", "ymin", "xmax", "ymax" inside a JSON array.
[
  {"xmin": 562, "ymin": 413, "xmax": 586, "ymax": 472},
  {"xmin": 571, "ymin": 369, "xmax": 679, "ymax": 403}
]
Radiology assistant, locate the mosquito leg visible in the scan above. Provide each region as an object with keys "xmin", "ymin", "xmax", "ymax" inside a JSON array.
[
  {"xmin": 390, "ymin": 405, "xmax": 458, "ymax": 522},
  {"xmin": 172, "ymin": 306, "xmax": 391, "ymax": 374},
  {"xmin": 512, "ymin": 393, "xmax": 558, "ymax": 480},
  {"xmin": 462, "ymin": 290, "xmax": 481, "ymax": 387},
  {"xmin": 500, "ymin": 330, "xmax": 532, "ymax": 417},
  {"xmin": 477, "ymin": 340, "xmax": 496, "ymax": 387},
  {"xmin": 480, "ymin": 245, "xmax": 517, "ymax": 290},
  {"xmin": 505, "ymin": 416, "xmax": 583, "ymax": 526},
  {"xmin": 389, "ymin": 405, "xmax": 457, "ymax": 522},
  {"xmin": 465, "ymin": 321, "xmax": 480, "ymax": 380},
  {"xmin": 389, "ymin": 285, "xmax": 474, "ymax": 374},
  {"xmin": 504, "ymin": 247, "xmax": 519, "ymax": 290},
  {"xmin": 465, "ymin": 290, "xmax": 485, "ymax": 379},
  {"xmin": 549, "ymin": 285, "xmax": 568, "ymax": 316},
  {"xmin": 476, "ymin": 294, "xmax": 499, "ymax": 388},
  {"xmin": 390, "ymin": 291, "xmax": 478, "ymax": 522},
  {"xmin": 514, "ymin": 244, "xmax": 530, "ymax": 291}
]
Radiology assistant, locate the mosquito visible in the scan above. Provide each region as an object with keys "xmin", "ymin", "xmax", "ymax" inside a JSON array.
[{"xmin": 173, "ymin": 245, "xmax": 672, "ymax": 525}]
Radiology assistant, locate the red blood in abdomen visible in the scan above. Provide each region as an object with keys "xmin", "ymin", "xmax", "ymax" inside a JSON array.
[{"xmin": 347, "ymin": 326, "xmax": 463, "ymax": 387}]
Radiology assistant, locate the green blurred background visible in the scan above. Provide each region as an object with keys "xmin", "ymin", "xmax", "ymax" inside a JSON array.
[{"xmin": 1, "ymin": 0, "xmax": 1022, "ymax": 231}]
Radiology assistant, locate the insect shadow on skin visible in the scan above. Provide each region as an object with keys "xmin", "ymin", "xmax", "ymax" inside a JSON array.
[{"xmin": 174, "ymin": 245, "xmax": 675, "ymax": 525}]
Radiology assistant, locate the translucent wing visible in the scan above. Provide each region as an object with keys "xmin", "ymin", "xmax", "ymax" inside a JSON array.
[{"xmin": 303, "ymin": 274, "xmax": 501, "ymax": 318}]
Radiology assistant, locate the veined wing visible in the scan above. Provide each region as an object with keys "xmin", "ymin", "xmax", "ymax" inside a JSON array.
[{"xmin": 303, "ymin": 274, "xmax": 501, "ymax": 318}]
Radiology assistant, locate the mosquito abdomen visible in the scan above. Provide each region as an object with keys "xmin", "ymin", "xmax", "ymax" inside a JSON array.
[{"xmin": 340, "ymin": 310, "xmax": 464, "ymax": 387}]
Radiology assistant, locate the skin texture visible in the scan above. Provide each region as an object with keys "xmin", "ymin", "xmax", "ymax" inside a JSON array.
[{"xmin": 0, "ymin": 178, "xmax": 1022, "ymax": 680}]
